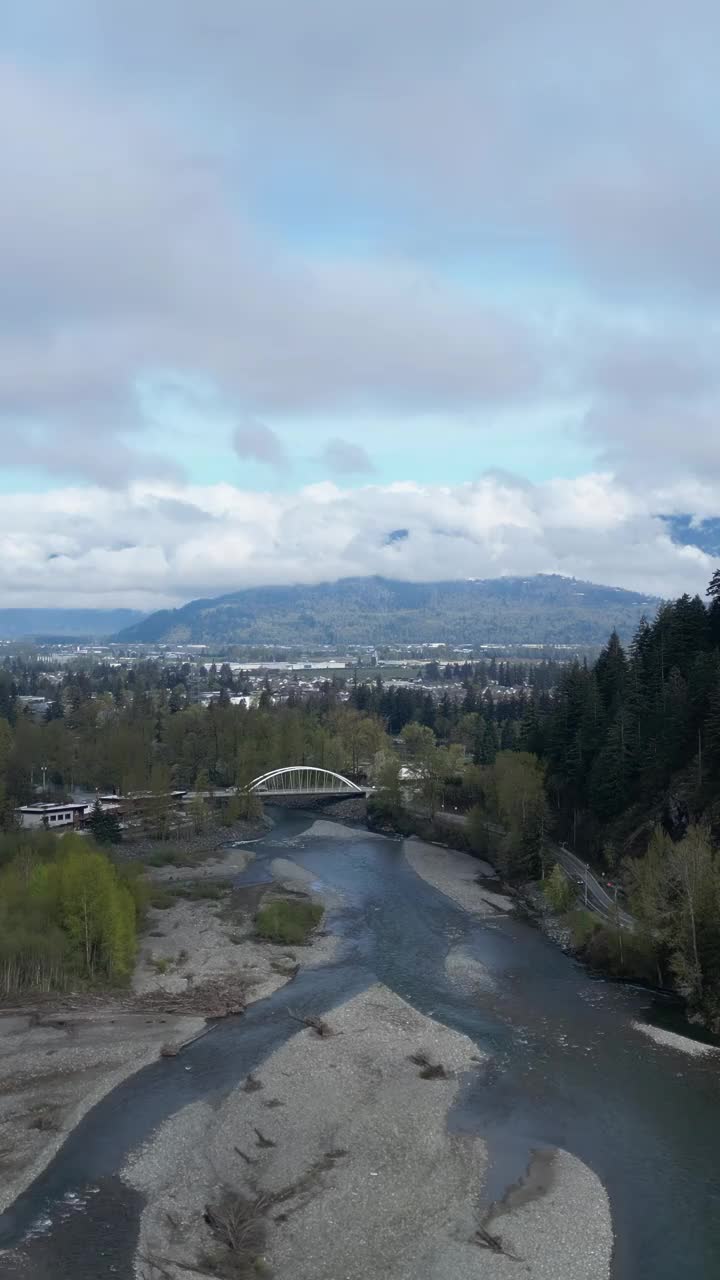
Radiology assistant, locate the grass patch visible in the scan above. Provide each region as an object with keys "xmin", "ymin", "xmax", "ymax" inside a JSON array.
[
  {"xmin": 143, "ymin": 847, "xmax": 197, "ymax": 868},
  {"xmin": 173, "ymin": 881, "xmax": 226, "ymax": 901},
  {"xmin": 148, "ymin": 887, "xmax": 175, "ymax": 910},
  {"xmin": 255, "ymin": 899, "xmax": 323, "ymax": 946}
]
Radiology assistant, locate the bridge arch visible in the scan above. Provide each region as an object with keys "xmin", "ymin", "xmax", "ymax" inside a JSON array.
[{"xmin": 247, "ymin": 766, "xmax": 365, "ymax": 796}]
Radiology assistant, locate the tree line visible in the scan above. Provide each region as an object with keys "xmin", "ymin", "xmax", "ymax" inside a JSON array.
[{"xmin": 0, "ymin": 832, "xmax": 141, "ymax": 995}]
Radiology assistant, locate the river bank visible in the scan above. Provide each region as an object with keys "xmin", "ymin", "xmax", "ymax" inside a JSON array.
[
  {"xmin": 122, "ymin": 828, "xmax": 612, "ymax": 1280},
  {"xmin": 116, "ymin": 812, "xmax": 272, "ymax": 865},
  {"xmin": 0, "ymin": 840, "xmax": 336, "ymax": 1219},
  {"xmin": 127, "ymin": 979, "xmax": 612, "ymax": 1280},
  {"xmin": 5, "ymin": 812, "xmax": 720, "ymax": 1279}
]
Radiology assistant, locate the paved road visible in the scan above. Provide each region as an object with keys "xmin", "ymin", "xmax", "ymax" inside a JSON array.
[
  {"xmin": 550, "ymin": 842, "xmax": 635, "ymax": 929},
  {"xmin": 437, "ymin": 810, "xmax": 635, "ymax": 930}
]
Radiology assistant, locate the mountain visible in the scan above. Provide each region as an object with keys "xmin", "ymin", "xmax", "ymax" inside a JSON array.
[
  {"xmin": 115, "ymin": 576, "xmax": 659, "ymax": 647},
  {"xmin": 0, "ymin": 609, "xmax": 147, "ymax": 640}
]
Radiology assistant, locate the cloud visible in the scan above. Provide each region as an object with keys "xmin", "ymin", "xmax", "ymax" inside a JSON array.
[
  {"xmin": 39, "ymin": 1, "xmax": 720, "ymax": 294},
  {"xmin": 319, "ymin": 438, "xmax": 376, "ymax": 476},
  {"xmin": 0, "ymin": 54, "xmax": 541, "ymax": 489},
  {"xmin": 4, "ymin": 3, "xmax": 720, "ymax": 516},
  {"xmin": 0, "ymin": 474, "xmax": 716, "ymax": 610},
  {"xmin": 233, "ymin": 422, "xmax": 289, "ymax": 470}
]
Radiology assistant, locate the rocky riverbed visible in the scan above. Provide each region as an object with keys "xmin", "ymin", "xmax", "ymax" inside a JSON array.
[
  {"xmin": 0, "ymin": 817, "xmax": 625, "ymax": 1280},
  {"xmin": 0, "ymin": 842, "xmax": 335, "ymax": 1218}
]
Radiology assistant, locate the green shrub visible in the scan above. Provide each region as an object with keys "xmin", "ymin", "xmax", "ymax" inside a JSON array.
[
  {"xmin": 255, "ymin": 899, "xmax": 324, "ymax": 946},
  {"xmin": 144, "ymin": 847, "xmax": 195, "ymax": 868},
  {"xmin": 173, "ymin": 881, "xmax": 225, "ymax": 901},
  {"xmin": 566, "ymin": 908, "xmax": 599, "ymax": 947}
]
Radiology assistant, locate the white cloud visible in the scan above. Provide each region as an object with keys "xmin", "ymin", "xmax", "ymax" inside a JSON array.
[{"xmin": 0, "ymin": 474, "xmax": 715, "ymax": 610}]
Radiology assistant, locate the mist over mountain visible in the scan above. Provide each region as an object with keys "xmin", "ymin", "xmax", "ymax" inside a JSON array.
[
  {"xmin": 0, "ymin": 609, "xmax": 146, "ymax": 640},
  {"xmin": 116, "ymin": 575, "xmax": 659, "ymax": 648}
]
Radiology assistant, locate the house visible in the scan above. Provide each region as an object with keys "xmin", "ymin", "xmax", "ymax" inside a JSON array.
[{"xmin": 14, "ymin": 802, "xmax": 88, "ymax": 830}]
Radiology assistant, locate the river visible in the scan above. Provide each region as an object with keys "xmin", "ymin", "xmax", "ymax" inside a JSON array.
[{"xmin": 1, "ymin": 812, "xmax": 719, "ymax": 1279}]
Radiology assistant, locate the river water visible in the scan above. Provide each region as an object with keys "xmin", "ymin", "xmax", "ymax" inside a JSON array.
[{"xmin": 1, "ymin": 812, "xmax": 720, "ymax": 1279}]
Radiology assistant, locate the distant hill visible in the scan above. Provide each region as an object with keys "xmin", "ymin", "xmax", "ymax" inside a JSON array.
[
  {"xmin": 0, "ymin": 609, "xmax": 147, "ymax": 640},
  {"xmin": 115, "ymin": 576, "xmax": 659, "ymax": 647}
]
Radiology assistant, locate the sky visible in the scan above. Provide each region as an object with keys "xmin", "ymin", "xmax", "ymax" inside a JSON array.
[{"xmin": 2, "ymin": 1, "xmax": 720, "ymax": 610}]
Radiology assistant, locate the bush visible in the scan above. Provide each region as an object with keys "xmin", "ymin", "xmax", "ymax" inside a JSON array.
[
  {"xmin": 144, "ymin": 847, "xmax": 195, "ymax": 868},
  {"xmin": 173, "ymin": 881, "xmax": 226, "ymax": 901},
  {"xmin": 255, "ymin": 899, "xmax": 324, "ymax": 946},
  {"xmin": 566, "ymin": 908, "xmax": 599, "ymax": 948},
  {"xmin": 567, "ymin": 909, "xmax": 660, "ymax": 983}
]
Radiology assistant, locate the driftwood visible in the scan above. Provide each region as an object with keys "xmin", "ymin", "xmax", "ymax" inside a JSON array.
[
  {"xmin": 142, "ymin": 1150, "xmax": 349, "ymax": 1279},
  {"xmin": 286, "ymin": 1007, "xmax": 334, "ymax": 1037},
  {"xmin": 471, "ymin": 1225, "xmax": 522, "ymax": 1260},
  {"xmin": 241, "ymin": 1072, "xmax": 263, "ymax": 1092},
  {"xmin": 408, "ymin": 1050, "xmax": 448, "ymax": 1080}
]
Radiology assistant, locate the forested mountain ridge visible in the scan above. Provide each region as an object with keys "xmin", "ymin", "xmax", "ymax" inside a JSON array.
[{"xmin": 116, "ymin": 574, "xmax": 657, "ymax": 646}]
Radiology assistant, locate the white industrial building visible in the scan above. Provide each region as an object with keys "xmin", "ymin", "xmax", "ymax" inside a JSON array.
[{"xmin": 14, "ymin": 802, "xmax": 88, "ymax": 830}]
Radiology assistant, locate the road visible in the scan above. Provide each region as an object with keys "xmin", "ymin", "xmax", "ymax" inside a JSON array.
[
  {"xmin": 437, "ymin": 810, "xmax": 635, "ymax": 929},
  {"xmin": 549, "ymin": 842, "xmax": 635, "ymax": 929}
]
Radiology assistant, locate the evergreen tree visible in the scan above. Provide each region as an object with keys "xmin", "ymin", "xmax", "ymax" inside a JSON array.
[
  {"xmin": 594, "ymin": 631, "xmax": 627, "ymax": 713},
  {"xmin": 87, "ymin": 800, "xmax": 122, "ymax": 845}
]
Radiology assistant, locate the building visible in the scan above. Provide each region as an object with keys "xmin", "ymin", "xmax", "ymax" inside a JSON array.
[
  {"xmin": 14, "ymin": 802, "xmax": 88, "ymax": 830},
  {"xmin": 16, "ymin": 696, "xmax": 52, "ymax": 721}
]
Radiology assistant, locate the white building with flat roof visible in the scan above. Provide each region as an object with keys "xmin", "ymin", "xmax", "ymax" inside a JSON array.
[{"xmin": 15, "ymin": 802, "xmax": 87, "ymax": 830}]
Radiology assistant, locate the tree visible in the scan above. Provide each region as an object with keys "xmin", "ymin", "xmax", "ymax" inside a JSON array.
[
  {"xmin": 627, "ymin": 825, "xmax": 720, "ymax": 1006},
  {"xmin": 87, "ymin": 800, "xmax": 122, "ymax": 845},
  {"xmin": 467, "ymin": 804, "xmax": 489, "ymax": 857},
  {"xmin": 665, "ymin": 826, "xmax": 718, "ymax": 1001},
  {"xmin": 373, "ymin": 752, "xmax": 402, "ymax": 812},
  {"xmin": 400, "ymin": 722, "xmax": 435, "ymax": 761},
  {"xmin": 0, "ymin": 718, "xmax": 13, "ymax": 779},
  {"xmin": 490, "ymin": 751, "xmax": 548, "ymax": 877},
  {"xmin": 544, "ymin": 863, "xmax": 573, "ymax": 912},
  {"xmin": 56, "ymin": 839, "xmax": 136, "ymax": 981},
  {"xmin": 143, "ymin": 764, "xmax": 173, "ymax": 840},
  {"xmin": 594, "ymin": 631, "xmax": 627, "ymax": 713}
]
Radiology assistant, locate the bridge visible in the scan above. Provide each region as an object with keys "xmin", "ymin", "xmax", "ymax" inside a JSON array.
[{"xmin": 247, "ymin": 767, "xmax": 370, "ymax": 797}]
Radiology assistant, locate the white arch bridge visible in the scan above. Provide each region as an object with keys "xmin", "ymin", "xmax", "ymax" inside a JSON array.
[{"xmin": 247, "ymin": 767, "xmax": 371, "ymax": 797}]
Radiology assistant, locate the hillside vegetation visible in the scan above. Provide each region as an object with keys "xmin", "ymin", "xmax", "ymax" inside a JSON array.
[
  {"xmin": 517, "ymin": 575, "xmax": 720, "ymax": 1026},
  {"xmin": 116, "ymin": 574, "xmax": 657, "ymax": 647}
]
